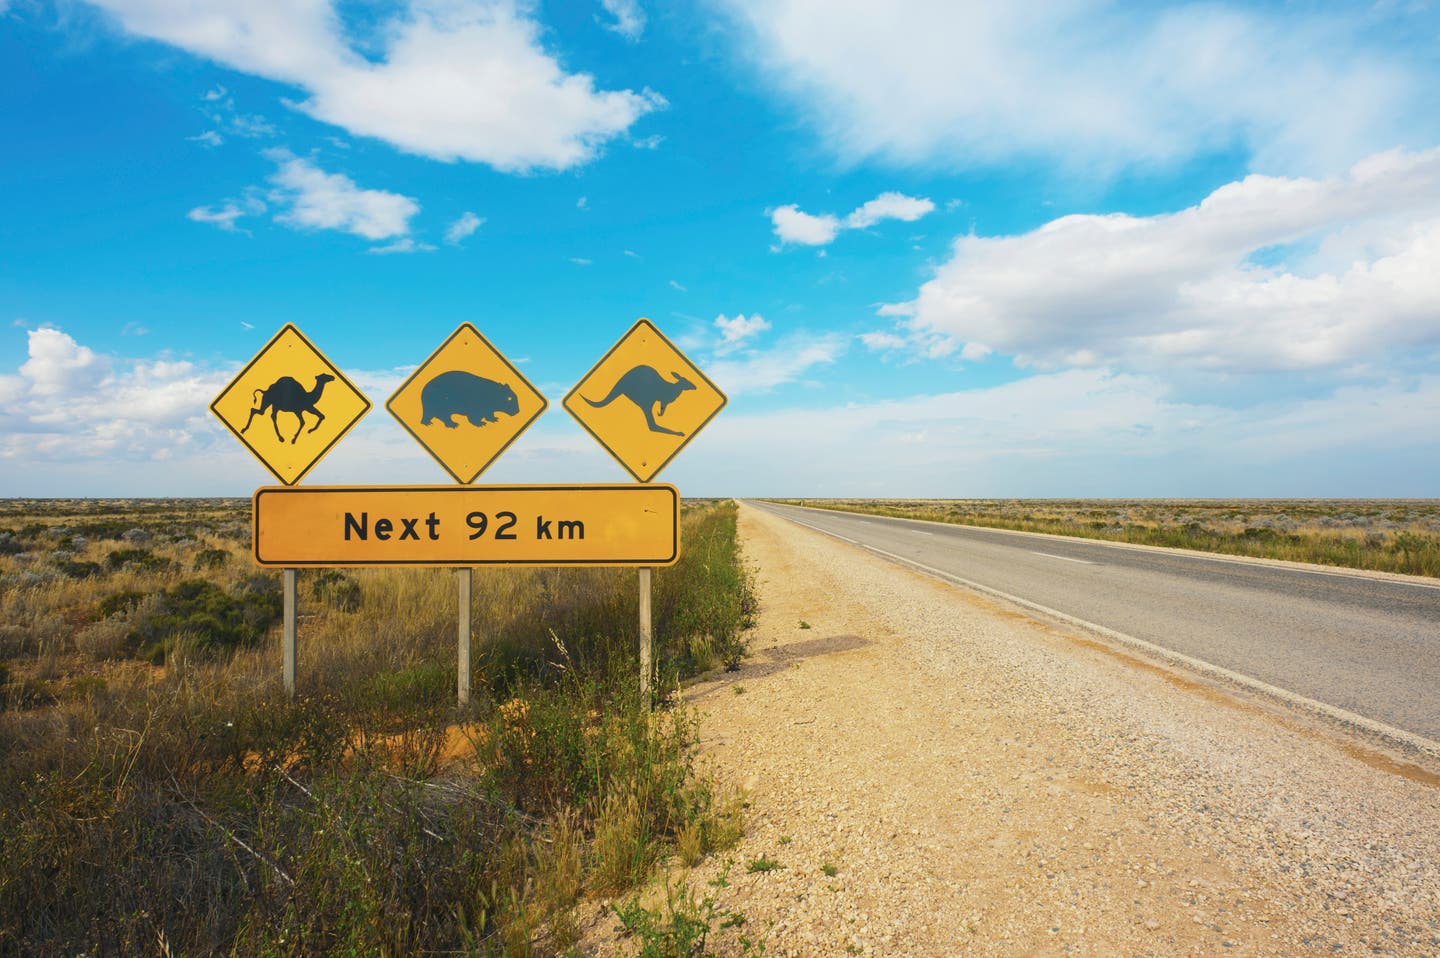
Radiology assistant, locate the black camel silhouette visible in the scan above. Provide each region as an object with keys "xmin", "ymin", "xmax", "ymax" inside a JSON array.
[
  {"xmin": 241, "ymin": 373, "xmax": 335, "ymax": 444},
  {"xmin": 584, "ymin": 365, "xmax": 695, "ymax": 436}
]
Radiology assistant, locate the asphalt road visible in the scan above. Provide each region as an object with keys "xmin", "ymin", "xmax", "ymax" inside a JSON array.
[{"xmin": 747, "ymin": 500, "xmax": 1440, "ymax": 744}]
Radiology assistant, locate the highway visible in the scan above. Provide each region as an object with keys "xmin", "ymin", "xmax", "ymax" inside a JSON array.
[{"xmin": 746, "ymin": 500, "xmax": 1440, "ymax": 746}]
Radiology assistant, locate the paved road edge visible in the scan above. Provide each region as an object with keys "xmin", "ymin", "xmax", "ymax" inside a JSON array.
[
  {"xmin": 758, "ymin": 500, "xmax": 1440, "ymax": 591},
  {"xmin": 750, "ymin": 501, "xmax": 1440, "ymax": 765}
]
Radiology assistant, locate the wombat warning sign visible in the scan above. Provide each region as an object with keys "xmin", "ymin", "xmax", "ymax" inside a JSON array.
[{"xmin": 386, "ymin": 324, "xmax": 547, "ymax": 484}]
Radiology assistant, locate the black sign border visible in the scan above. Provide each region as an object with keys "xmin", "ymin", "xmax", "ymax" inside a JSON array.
[
  {"xmin": 385, "ymin": 323, "xmax": 549, "ymax": 484},
  {"xmin": 209, "ymin": 323, "xmax": 373, "ymax": 486},
  {"xmin": 562, "ymin": 318, "xmax": 727, "ymax": 483}
]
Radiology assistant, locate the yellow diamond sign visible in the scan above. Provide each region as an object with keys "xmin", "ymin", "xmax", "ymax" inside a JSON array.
[
  {"xmin": 386, "ymin": 323, "xmax": 547, "ymax": 484},
  {"xmin": 564, "ymin": 318, "xmax": 726, "ymax": 483},
  {"xmin": 210, "ymin": 324, "xmax": 371, "ymax": 485}
]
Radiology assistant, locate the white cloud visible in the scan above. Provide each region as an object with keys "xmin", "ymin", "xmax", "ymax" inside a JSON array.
[
  {"xmin": 570, "ymin": 257, "xmax": 592, "ymax": 265},
  {"xmin": 187, "ymin": 202, "xmax": 251, "ymax": 232},
  {"xmin": 577, "ymin": 195, "xmax": 589, "ymax": 210},
  {"xmin": 771, "ymin": 191, "xmax": 933, "ymax": 246},
  {"xmin": 858, "ymin": 330, "xmax": 906, "ymax": 351},
  {"xmin": 16, "ymin": 327, "xmax": 110, "ymax": 397},
  {"xmin": 668, "ymin": 279, "xmax": 686, "ymax": 292},
  {"xmin": 266, "ymin": 151, "xmax": 419, "ymax": 240},
  {"xmin": 719, "ymin": 0, "xmax": 1434, "ymax": 176},
  {"xmin": 187, "ymin": 130, "xmax": 223, "ymax": 147},
  {"xmin": 599, "ymin": 0, "xmax": 645, "ymax": 40},
  {"xmin": 226, "ymin": 113, "xmax": 275, "ymax": 138},
  {"xmin": 88, "ymin": 0, "xmax": 662, "ymax": 172},
  {"xmin": 877, "ymin": 148, "xmax": 1440, "ymax": 375},
  {"xmin": 0, "ymin": 327, "xmax": 224, "ymax": 467},
  {"xmin": 770, "ymin": 204, "xmax": 841, "ymax": 246},
  {"xmin": 706, "ymin": 331, "xmax": 846, "ymax": 393},
  {"xmin": 844, "ymin": 191, "xmax": 935, "ymax": 229},
  {"xmin": 713, "ymin": 313, "xmax": 771, "ymax": 353},
  {"xmin": 367, "ymin": 238, "xmax": 436, "ymax": 255},
  {"xmin": 445, "ymin": 211, "xmax": 485, "ymax": 245},
  {"xmin": 684, "ymin": 369, "xmax": 1440, "ymax": 496}
]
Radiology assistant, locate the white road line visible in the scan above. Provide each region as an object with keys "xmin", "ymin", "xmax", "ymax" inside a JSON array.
[
  {"xmin": 913, "ymin": 531, "xmax": 934, "ymax": 536},
  {"xmin": 760, "ymin": 505, "xmax": 1440, "ymax": 762},
  {"xmin": 1031, "ymin": 551, "xmax": 1095, "ymax": 565},
  {"xmin": 759, "ymin": 501, "xmax": 1440, "ymax": 593}
]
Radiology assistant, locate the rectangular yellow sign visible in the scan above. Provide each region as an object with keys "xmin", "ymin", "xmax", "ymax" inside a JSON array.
[{"xmin": 253, "ymin": 484, "xmax": 679, "ymax": 567}]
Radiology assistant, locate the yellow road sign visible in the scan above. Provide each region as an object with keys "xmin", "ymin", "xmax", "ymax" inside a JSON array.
[
  {"xmin": 252, "ymin": 484, "xmax": 679, "ymax": 567},
  {"xmin": 386, "ymin": 324, "xmax": 547, "ymax": 483},
  {"xmin": 563, "ymin": 318, "xmax": 726, "ymax": 482},
  {"xmin": 210, "ymin": 324, "xmax": 371, "ymax": 485}
]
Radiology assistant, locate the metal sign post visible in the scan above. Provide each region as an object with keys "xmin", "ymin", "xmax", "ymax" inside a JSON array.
[
  {"xmin": 638, "ymin": 567, "xmax": 652, "ymax": 709},
  {"xmin": 211, "ymin": 324, "xmax": 372, "ymax": 698},
  {"xmin": 457, "ymin": 568, "xmax": 472, "ymax": 707},
  {"xmin": 563, "ymin": 318, "xmax": 728, "ymax": 712},
  {"xmin": 282, "ymin": 568, "xmax": 297, "ymax": 699},
  {"xmin": 386, "ymin": 324, "xmax": 550, "ymax": 707}
]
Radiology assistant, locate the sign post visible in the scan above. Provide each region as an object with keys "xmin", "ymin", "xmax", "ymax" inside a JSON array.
[
  {"xmin": 386, "ymin": 323, "xmax": 549, "ymax": 707},
  {"xmin": 638, "ymin": 567, "xmax": 653, "ymax": 709},
  {"xmin": 211, "ymin": 324, "xmax": 371, "ymax": 699},
  {"xmin": 457, "ymin": 569, "xmax": 471, "ymax": 707},
  {"xmin": 283, "ymin": 568, "xmax": 297, "ymax": 697},
  {"xmin": 564, "ymin": 319, "xmax": 727, "ymax": 709}
]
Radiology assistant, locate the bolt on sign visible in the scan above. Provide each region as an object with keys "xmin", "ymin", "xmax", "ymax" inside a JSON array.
[
  {"xmin": 386, "ymin": 323, "xmax": 547, "ymax": 483},
  {"xmin": 210, "ymin": 324, "xmax": 371, "ymax": 485},
  {"xmin": 252, "ymin": 484, "xmax": 679, "ymax": 567},
  {"xmin": 563, "ymin": 318, "xmax": 726, "ymax": 483}
]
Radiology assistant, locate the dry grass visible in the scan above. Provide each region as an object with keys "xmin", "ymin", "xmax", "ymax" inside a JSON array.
[
  {"xmin": 0, "ymin": 497, "xmax": 756, "ymax": 956},
  {"xmin": 771, "ymin": 498, "xmax": 1440, "ymax": 577}
]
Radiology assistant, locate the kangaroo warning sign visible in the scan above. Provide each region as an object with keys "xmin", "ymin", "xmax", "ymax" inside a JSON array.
[
  {"xmin": 386, "ymin": 324, "xmax": 547, "ymax": 484},
  {"xmin": 210, "ymin": 324, "xmax": 371, "ymax": 485},
  {"xmin": 563, "ymin": 318, "xmax": 726, "ymax": 482}
]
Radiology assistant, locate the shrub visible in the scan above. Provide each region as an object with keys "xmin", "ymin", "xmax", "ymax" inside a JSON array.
[
  {"xmin": 105, "ymin": 547, "xmax": 171, "ymax": 573},
  {"xmin": 123, "ymin": 578, "xmax": 283, "ymax": 663},
  {"xmin": 97, "ymin": 589, "xmax": 150, "ymax": 619},
  {"xmin": 55, "ymin": 560, "xmax": 103, "ymax": 580},
  {"xmin": 311, "ymin": 569, "xmax": 361, "ymax": 611},
  {"xmin": 193, "ymin": 548, "xmax": 229, "ymax": 571}
]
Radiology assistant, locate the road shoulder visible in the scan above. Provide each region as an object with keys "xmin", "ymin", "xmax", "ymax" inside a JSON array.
[{"xmin": 676, "ymin": 502, "xmax": 1440, "ymax": 956}]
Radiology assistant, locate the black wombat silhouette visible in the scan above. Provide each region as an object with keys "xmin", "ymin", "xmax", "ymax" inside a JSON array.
[
  {"xmin": 420, "ymin": 370, "xmax": 519, "ymax": 428},
  {"xmin": 241, "ymin": 373, "xmax": 335, "ymax": 444},
  {"xmin": 584, "ymin": 365, "xmax": 695, "ymax": 437}
]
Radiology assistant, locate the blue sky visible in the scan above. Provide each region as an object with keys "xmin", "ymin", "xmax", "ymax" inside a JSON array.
[{"xmin": 3, "ymin": 0, "xmax": 1439, "ymax": 497}]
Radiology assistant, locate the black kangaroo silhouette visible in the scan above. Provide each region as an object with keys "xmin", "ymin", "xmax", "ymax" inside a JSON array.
[
  {"xmin": 584, "ymin": 365, "xmax": 695, "ymax": 437},
  {"xmin": 241, "ymin": 373, "xmax": 335, "ymax": 444}
]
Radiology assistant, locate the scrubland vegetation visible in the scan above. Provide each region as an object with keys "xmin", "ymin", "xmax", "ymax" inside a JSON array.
[
  {"xmin": 772, "ymin": 499, "xmax": 1440, "ymax": 577},
  {"xmin": 0, "ymin": 498, "xmax": 757, "ymax": 956}
]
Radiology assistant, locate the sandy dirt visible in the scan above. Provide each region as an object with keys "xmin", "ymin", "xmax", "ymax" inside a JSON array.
[{"xmin": 592, "ymin": 502, "xmax": 1440, "ymax": 957}]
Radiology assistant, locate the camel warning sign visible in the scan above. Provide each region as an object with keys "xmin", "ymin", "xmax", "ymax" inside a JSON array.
[
  {"xmin": 210, "ymin": 324, "xmax": 371, "ymax": 485},
  {"xmin": 386, "ymin": 324, "xmax": 547, "ymax": 484},
  {"xmin": 563, "ymin": 318, "xmax": 726, "ymax": 483}
]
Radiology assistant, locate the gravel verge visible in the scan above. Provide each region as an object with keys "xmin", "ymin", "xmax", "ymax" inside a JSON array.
[{"xmin": 611, "ymin": 502, "xmax": 1440, "ymax": 958}]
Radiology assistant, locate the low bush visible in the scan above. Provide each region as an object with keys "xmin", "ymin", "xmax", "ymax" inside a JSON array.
[
  {"xmin": 118, "ymin": 577, "xmax": 282, "ymax": 663},
  {"xmin": 193, "ymin": 547, "xmax": 229, "ymax": 571},
  {"xmin": 311, "ymin": 568, "xmax": 362, "ymax": 611},
  {"xmin": 0, "ymin": 499, "xmax": 756, "ymax": 955}
]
